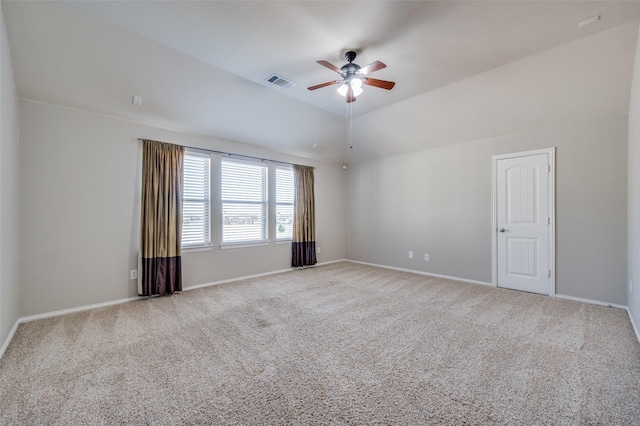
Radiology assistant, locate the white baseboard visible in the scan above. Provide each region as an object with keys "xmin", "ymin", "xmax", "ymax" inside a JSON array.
[
  {"xmin": 346, "ymin": 259, "xmax": 493, "ymax": 287},
  {"xmin": 19, "ymin": 296, "xmax": 144, "ymax": 324},
  {"xmin": 316, "ymin": 259, "xmax": 349, "ymax": 266},
  {"xmin": 16, "ymin": 260, "xmax": 348, "ymax": 326},
  {"xmin": 18, "ymin": 261, "xmax": 349, "ymax": 321},
  {"xmin": 6, "ymin": 258, "xmax": 635, "ymax": 359},
  {"xmin": 183, "ymin": 268, "xmax": 294, "ymax": 291},
  {"xmin": 627, "ymin": 307, "xmax": 640, "ymax": 345},
  {"xmin": 183, "ymin": 259, "xmax": 348, "ymax": 292},
  {"xmin": 0, "ymin": 320, "xmax": 20, "ymax": 360},
  {"xmin": 0, "ymin": 260, "xmax": 350, "ymax": 360},
  {"xmin": 554, "ymin": 294, "xmax": 627, "ymax": 310}
]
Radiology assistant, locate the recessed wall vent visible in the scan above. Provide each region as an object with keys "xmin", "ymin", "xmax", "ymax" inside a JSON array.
[{"xmin": 265, "ymin": 73, "xmax": 295, "ymax": 90}]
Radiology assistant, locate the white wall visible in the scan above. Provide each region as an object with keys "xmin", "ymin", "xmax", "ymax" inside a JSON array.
[
  {"xmin": 347, "ymin": 115, "xmax": 628, "ymax": 305},
  {"xmin": 628, "ymin": 25, "xmax": 640, "ymax": 336},
  {"xmin": 0, "ymin": 2, "xmax": 20, "ymax": 349},
  {"xmin": 18, "ymin": 100, "xmax": 346, "ymax": 317}
]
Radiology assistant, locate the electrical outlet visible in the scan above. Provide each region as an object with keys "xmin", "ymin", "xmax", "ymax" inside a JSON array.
[
  {"xmin": 408, "ymin": 251, "xmax": 413, "ymax": 259},
  {"xmin": 424, "ymin": 254, "xmax": 430, "ymax": 261},
  {"xmin": 130, "ymin": 270, "xmax": 137, "ymax": 280},
  {"xmin": 317, "ymin": 247, "xmax": 321, "ymax": 254}
]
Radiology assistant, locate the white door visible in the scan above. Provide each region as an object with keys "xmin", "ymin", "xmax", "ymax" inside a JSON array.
[{"xmin": 495, "ymin": 150, "xmax": 553, "ymax": 295}]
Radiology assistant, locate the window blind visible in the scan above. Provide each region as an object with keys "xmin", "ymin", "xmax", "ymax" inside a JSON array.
[
  {"xmin": 221, "ymin": 159, "xmax": 268, "ymax": 243},
  {"xmin": 182, "ymin": 151, "xmax": 211, "ymax": 247},
  {"xmin": 276, "ymin": 167, "xmax": 294, "ymax": 240}
]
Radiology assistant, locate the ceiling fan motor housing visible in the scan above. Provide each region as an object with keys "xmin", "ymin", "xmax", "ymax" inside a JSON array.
[{"xmin": 341, "ymin": 51, "xmax": 361, "ymax": 79}]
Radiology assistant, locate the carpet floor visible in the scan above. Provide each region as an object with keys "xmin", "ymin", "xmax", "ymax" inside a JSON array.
[{"xmin": 1, "ymin": 261, "xmax": 639, "ymax": 425}]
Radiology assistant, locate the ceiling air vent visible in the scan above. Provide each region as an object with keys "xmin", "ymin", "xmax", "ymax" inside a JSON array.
[{"xmin": 265, "ymin": 73, "xmax": 295, "ymax": 90}]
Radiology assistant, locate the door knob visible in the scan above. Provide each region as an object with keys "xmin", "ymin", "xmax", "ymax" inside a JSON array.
[{"xmin": 499, "ymin": 228, "xmax": 506, "ymax": 233}]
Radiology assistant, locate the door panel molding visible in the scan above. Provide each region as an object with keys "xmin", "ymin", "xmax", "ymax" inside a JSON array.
[{"xmin": 491, "ymin": 148, "xmax": 555, "ymax": 296}]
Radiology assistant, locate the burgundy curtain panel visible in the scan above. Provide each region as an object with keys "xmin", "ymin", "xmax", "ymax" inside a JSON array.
[
  {"xmin": 292, "ymin": 165, "xmax": 317, "ymax": 267},
  {"xmin": 140, "ymin": 140, "xmax": 184, "ymax": 296}
]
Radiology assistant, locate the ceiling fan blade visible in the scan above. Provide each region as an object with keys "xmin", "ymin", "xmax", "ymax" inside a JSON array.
[
  {"xmin": 346, "ymin": 85, "xmax": 356, "ymax": 103},
  {"xmin": 364, "ymin": 78, "xmax": 396, "ymax": 90},
  {"xmin": 359, "ymin": 61, "xmax": 386, "ymax": 75},
  {"xmin": 317, "ymin": 60, "xmax": 342, "ymax": 74},
  {"xmin": 307, "ymin": 80, "xmax": 340, "ymax": 91}
]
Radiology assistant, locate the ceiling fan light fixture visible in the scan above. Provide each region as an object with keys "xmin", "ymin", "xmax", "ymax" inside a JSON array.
[
  {"xmin": 351, "ymin": 78, "xmax": 363, "ymax": 96},
  {"xmin": 337, "ymin": 78, "xmax": 363, "ymax": 97}
]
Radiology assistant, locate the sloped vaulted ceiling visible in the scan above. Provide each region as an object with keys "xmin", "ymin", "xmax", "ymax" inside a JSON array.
[
  {"xmin": 2, "ymin": 1, "xmax": 640, "ymax": 164},
  {"xmin": 352, "ymin": 21, "xmax": 639, "ymax": 161}
]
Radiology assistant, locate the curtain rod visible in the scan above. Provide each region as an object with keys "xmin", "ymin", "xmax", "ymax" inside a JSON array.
[{"xmin": 136, "ymin": 138, "xmax": 307, "ymax": 168}]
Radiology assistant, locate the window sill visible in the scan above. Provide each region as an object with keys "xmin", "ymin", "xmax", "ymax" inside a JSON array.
[
  {"xmin": 182, "ymin": 245, "xmax": 214, "ymax": 253},
  {"xmin": 275, "ymin": 239, "xmax": 292, "ymax": 244},
  {"xmin": 220, "ymin": 241, "xmax": 270, "ymax": 250}
]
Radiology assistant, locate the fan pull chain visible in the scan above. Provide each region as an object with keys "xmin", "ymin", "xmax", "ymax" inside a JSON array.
[{"xmin": 347, "ymin": 102, "xmax": 353, "ymax": 149}]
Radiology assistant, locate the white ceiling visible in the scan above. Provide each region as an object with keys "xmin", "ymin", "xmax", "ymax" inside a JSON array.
[{"xmin": 3, "ymin": 1, "xmax": 640, "ymax": 164}]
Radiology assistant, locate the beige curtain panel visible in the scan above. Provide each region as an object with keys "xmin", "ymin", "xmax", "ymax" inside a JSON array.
[
  {"xmin": 140, "ymin": 140, "xmax": 184, "ymax": 296},
  {"xmin": 292, "ymin": 165, "xmax": 317, "ymax": 267}
]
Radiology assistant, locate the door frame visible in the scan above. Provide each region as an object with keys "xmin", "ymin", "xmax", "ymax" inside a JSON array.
[{"xmin": 491, "ymin": 147, "xmax": 556, "ymax": 296}]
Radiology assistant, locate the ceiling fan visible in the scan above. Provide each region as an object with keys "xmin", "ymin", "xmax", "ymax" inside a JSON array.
[{"xmin": 307, "ymin": 51, "xmax": 395, "ymax": 103}]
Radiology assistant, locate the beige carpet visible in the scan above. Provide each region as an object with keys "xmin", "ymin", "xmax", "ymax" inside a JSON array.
[{"xmin": 1, "ymin": 262, "xmax": 639, "ymax": 425}]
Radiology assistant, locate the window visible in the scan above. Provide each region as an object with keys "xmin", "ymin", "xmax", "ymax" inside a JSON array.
[
  {"xmin": 221, "ymin": 159, "xmax": 268, "ymax": 244},
  {"xmin": 181, "ymin": 151, "xmax": 211, "ymax": 248},
  {"xmin": 276, "ymin": 167, "xmax": 294, "ymax": 240}
]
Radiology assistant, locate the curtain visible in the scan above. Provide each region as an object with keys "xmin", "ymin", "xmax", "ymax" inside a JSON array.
[
  {"xmin": 292, "ymin": 165, "xmax": 317, "ymax": 267},
  {"xmin": 140, "ymin": 140, "xmax": 184, "ymax": 296}
]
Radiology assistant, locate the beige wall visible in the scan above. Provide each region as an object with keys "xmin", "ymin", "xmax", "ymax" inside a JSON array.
[
  {"xmin": 347, "ymin": 115, "xmax": 628, "ymax": 305},
  {"xmin": 628, "ymin": 25, "xmax": 640, "ymax": 333},
  {"xmin": 0, "ymin": 2, "xmax": 20, "ymax": 348},
  {"xmin": 18, "ymin": 100, "xmax": 346, "ymax": 317}
]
